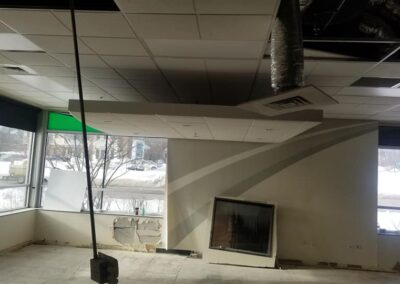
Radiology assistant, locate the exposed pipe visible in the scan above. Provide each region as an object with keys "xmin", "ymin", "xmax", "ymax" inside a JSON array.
[{"xmin": 271, "ymin": 0, "xmax": 304, "ymax": 93}]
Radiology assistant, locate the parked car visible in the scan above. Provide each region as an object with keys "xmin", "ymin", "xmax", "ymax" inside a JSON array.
[{"xmin": 8, "ymin": 159, "xmax": 27, "ymax": 183}]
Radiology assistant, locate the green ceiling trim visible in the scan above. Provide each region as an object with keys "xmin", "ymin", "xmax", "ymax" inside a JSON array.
[{"xmin": 47, "ymin": 112, "xmax": 101, "ymax": 133}]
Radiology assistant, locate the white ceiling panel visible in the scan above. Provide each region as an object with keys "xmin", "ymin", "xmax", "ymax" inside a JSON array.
[
  {"xmin": 81, "ymin": 37, "xmax": 148, "ymax": 56},
  {"xmin": 81, "ymin": 67, "xmax": 120, "ymax": 79},
  {"xmin": 11, "ymin": 90, "xmax": 53, "ymax": 99},
  {"xmin": 0, "ymin": 34, "xmax": 43, "ymax": 51},
  {"xmin": 339, "ymin": 87, "xmax": 400, "ymax": 97},
  {"xmin": 0, "ymin": 53, "xmax": 16, "ymax": 65},
  {"xmin": 30, "ymin": 66, "xmax": 75, "ymax": 77},
  {"xmin": 317, "ymin": 87, "xmax": 342, "ymax": 95},
  {"xmin": 168, "ymin": 122, "xmax": 213, "ymax": 139},
  {"xmin": 52, "ymin": 54, "xmax": 108, "ymax": 68},
  {"xmin": 206, "ymin": 59, "xmax": 258, "ymax": 73},
  {"xmin": 323, "ymin": 103, "xmax": 392, "ymax": 115},
  {"xmin": 10, "ymin": 75, "xmax": 72, "ymax": 92},
  {"xmin": 305, "ymin": 76, "xmax": 358, "ymax": 87},
  {"xmin": 333, "ymin": 95, "xmax": 400, "ymax": 105},
  {"xmin": 195, "ymin": 0, "xmax": 278, "ymax": 15},
  {"xmin": 0, "ymin": 82, "xmax": 40, "ymax": 92},
  {"xmin": 0, "ymin": 74, "xmax": 19, "ymax": 83},
  {"xmin": 48, "ymin": 76, "xmax": 94, "ymax": 88},
  {"xmin": 310, "ymin": 61, "xmax": 375, "ymax": 76},
  {"xmin": 54, "ymin": 12, "xmax": 135, "ymax": 38},
  {"xmin": 26, "ymin": 35, "xmax": 93, "ymax": 54},
  {"xmin": 115, "ymin": 0, "xmax": 195, "ymax": 14},
  {"xmin": 145, "ymin": 39, "xmax": 264, "ymax": 58},
  {"xmin": 199, "ymin": 15, "xmax": 271, "ymax": 41},
  {"xmin": 0, "ymin": 10, "xmax": 70, "ymax": 35},
  {"xmin": 126, "ymin": 14, "xmax": 199, "ymax": 39},
  {"xmin": 101, "ymin": 56, "xmax": 156, "ymax": 70},
  {"xmin": 365, "ymin": 63, "xmax": 400, "ymax": 78},
  {"xmin": 102, "ymin": 87, "xmax": 146, "ymax": 102},
  {"xmin": 155, "ymin": 58, "xmax": 210, "ymax": 103},
  {"xmin": 0, "ymin": 22, "xmax": 14, "ymax": 33},
  {"xmin": 2, "ymin": 51, "xmax": 63, "ymax": 66},
  {"xmin": 90, "ymin": 78, "xmax": 131, "ymax": 88}
]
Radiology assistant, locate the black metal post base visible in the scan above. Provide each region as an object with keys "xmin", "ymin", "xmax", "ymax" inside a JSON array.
[{"xmin": 90, "ymin": 253, "xmax": 119, "ymax": 284}]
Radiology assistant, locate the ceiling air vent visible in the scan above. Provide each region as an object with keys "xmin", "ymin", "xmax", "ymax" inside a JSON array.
[
  {"xmin": 1, "ymin": 65, "xmax": 36, "ymax": 75},
  {"xmin": 265, "ymin": 96, "xmax": 312, "ymax": 110},
  {"xmin": 239, "ymin": 85, "xmax": 338, "ymax": 116}
]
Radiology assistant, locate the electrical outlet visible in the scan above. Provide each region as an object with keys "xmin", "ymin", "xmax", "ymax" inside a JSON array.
[{"xmin": 348, "ymin": 244, "xmax": 362, "ymax": 249}]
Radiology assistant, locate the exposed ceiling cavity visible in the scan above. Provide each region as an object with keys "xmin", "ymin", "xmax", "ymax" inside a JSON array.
[
  {"xmin": 302, "ymin": 0, "xmax": 400, "ymax": 61},
  {"xmin": 0, "ymin": 0, "xmax": 119, "ymax": 11}
]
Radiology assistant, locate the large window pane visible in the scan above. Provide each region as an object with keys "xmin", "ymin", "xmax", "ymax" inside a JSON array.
[
  {"xmin": 43, "ymin": 133, "xmax": 167, "ymax": 215},
  {"xmin": 0, "ymin": 187, "xmax": 27, "ymax": 211},
  {"xmin": 0, "ymin": 125, "xmax": 32, "ymax": 186},
  {"xmin": 378, "ymin": 149, "xmax": 400, "ymax": 208},
  {"xmin": 378, "ymin": 148, "xmax": 400, "ymax": 233}
]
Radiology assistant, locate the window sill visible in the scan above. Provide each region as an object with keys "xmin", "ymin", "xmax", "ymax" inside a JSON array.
[
  {"xmin": 40, "ymin": 208, "xmax": 162, "ymax": 218},
  {"xmin": 0, "ymin": 208, "xmax": 36, "ymax": 217},
  {"xmin": 377, "ymin": 230, "xmax": 400, "ymax": 236}
]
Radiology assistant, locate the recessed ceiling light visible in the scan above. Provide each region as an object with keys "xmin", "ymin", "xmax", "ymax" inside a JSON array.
[{"xmin": 0, "ymin": 34, "xmax": 42, "ymax": 51}]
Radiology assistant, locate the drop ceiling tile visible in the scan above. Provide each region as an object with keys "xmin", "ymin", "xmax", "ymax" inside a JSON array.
[
  {"xmin": 52, "ymin": 54, "xmax": 108, "ymax": 68},
  {"xmin": 324, "ymin": 113, "xmax": 373, "ymax": 120},
  {"xmin": 146, "ymin": 39, "xmax": 264, "ymax": 58},
  {"xmin": 0, "ymin": 53, "xmax": 16, "ymax": 64},
  {"xmin": 0, "ymin": 34, "xmax": 43, "ymax": 51},
  {"xmin": 91, "ymin": 78, "xmax": 131, "ymax": 88},
  {"xmin": 81, "ymin": 67, "xmax": 120, "ymax": 79},
  {"xmin": 168, "ymin": 122, "xmax": 213, "ymax": 140},
  {"xmin": 199, "ymin": 15, "xmax": 271, "ymax": 41},
  {"xmin": 30, "ymin": 66, "xmax": 75, "ymax": 77},
  {"xmin": 48, "ymin": 76, "xmax": 94, "ymax": 88},
  {"xmin": 0, "ymin": 82, "xmax": 39, "ymax": 92},
  {"xmin": 0, "ymin": 74, "xmax": 18, "ymax": 83},
  {"xmin": 156, "ymin": 58, "xmax": 210, "ymax": 103},
  {"xmin": 10, "ymin": 75, "xmax": 72, "ymax": 92},
  {"xmin": 305, "ymin": 76, "xmax": 358, "ymax": 87},
  {"xmin": 317, "ymin": 86, "xmax": 343, "ymax": 95},
  {"xmin": 310, "ymin": 61, "xmax": 375, "ymax": 76},
  {"xmin": 159, "ymin": 115, "xmax": 205, "ymax": 123},
  {"xmin": 102, "ymin": 87, "xmax": 146, "ymax": 102},
  {"xmin": 115, "ymin": 0, "xmax": 195, "ymax": 13},
  {"xmin": 81, "ymin": 37, "xmax": 148, "ymax": 56},
  {"xmin": 323, "ymin": 103, "xmax": 392, "ymax": 115},
  {"xmin": 339, "ymin": 87, "xmax": 400, "ymax": 97},
  {"xmin": 195, "ymin": 0, "xmax": 277, "ymax": 14},
  {"xmin": 26, "ymin": 35, "xmax": 93, "ymax": 54},
  {"xmin": 333, "ymin": 95, "xmax": 400, "ymax": 105},
  {"xmin": 2, "ymin": 51, "xmax": 63, "ymax": 66},
  {"xmin": 126, "ymin": 14, "xmax": 199, "ymax": 39},
  {"xmin": 0, "ymin": 10, "xmax": 71, "ymax": 35},
  {"xmin": 365, "ymin": 63, "xmax": 400, "ymax": 78},
  {"xmin": 206, "ymin": 59, "xmax": 258, "ymax": 73},
  {"xmin": 101, "ymin": 55, "xmax": 156, "ymax": 69},
  {"xmin": 0, "ymin": 22, "xmax": 14, "ymax": 33},
  {"xmin": 54, "ymin": 11, "xmax": 135, "ymax": 38}
]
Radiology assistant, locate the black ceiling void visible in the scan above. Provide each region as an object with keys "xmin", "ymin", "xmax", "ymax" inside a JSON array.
[
  {"xmin": 302, "ymin": 0, "xmax": 400, "ymax": 61},
  {"xmin": 0, "ymin": 0, "xmax": 119, "ymax": 11}
]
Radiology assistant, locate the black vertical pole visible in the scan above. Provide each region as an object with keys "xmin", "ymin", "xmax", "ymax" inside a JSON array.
[{"xmin": 70, "ymin": 0, "xmax": 98, "ymax": 259}]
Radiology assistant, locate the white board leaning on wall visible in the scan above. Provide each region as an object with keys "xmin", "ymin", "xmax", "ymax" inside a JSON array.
[{"xmin": 43, "ymin": 170, "xmax": 87, "ymax": 212}]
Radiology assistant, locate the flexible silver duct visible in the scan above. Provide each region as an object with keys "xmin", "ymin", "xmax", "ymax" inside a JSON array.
[{"xmin": 271, "ymin": 0, "xmax": 304, "ymax": 93}]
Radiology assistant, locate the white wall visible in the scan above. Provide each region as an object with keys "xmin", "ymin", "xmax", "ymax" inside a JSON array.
[
  {"xmin": 167, "ymin": 120, "xmax": 380, "ymax": 268},
  {"xmin": 0, "ymin": 209, "xmax": 36, "ymax": 252}
]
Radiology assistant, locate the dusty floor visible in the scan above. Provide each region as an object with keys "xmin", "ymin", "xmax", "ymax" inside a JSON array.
[{"xmin": 0, "ymin": 245, "xmax": 399, "ymax": 283}]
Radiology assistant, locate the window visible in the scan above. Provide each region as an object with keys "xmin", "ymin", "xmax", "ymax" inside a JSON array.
[
  {"xmin": 0, "ymin": 125, "xmax": 33, "ymax": 212},
  {"xmin": 378, "ymin": 148, "xmax": 400, "ymax": 234},
  {"xmin": 43, "ymin": 132, "xmax": 167, "ymax": 216}
]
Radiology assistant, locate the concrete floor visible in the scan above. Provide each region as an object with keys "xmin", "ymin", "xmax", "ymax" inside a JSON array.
[{"xmin": 0, "ymin": 245, "xmax": 399, "ymax": 284}]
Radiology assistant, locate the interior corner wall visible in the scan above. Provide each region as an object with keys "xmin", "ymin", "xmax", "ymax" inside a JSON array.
[
  {"xmin": 167, "ymin": 120, "xmax": 379, "ymax": 268},
  {"xmin": 0, "ymin": 209, "xmax": 37, "ymax": 252}
]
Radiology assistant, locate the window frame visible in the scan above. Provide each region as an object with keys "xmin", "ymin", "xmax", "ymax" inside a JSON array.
[{"xmin": 0, "ymin": 127, "xmax": 35, "ymax": 213}]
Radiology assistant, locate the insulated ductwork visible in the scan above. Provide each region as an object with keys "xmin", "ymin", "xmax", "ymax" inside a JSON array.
[{"xmin": 271, "ymin": 0, "xmax": 304, "ymax": 93}]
